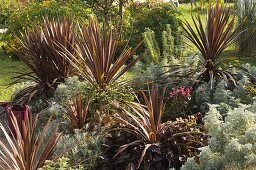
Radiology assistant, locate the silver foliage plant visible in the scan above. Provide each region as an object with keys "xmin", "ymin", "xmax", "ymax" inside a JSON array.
[
  {"xmin": 239, "ymin": 63, "xmax": 256, "ymax": 84},
  {"xmin": 38, "ymin": 76, "xmax": 88, "ymax": 118},
  {"xmin": 131, "ymin": 59, "xmax": 170, "ymax": 83},
  {"xmin": 193, "ymin": 63, "xmax": 256, "ymax": 115},
  {"xmin": 53, "ymin": 131, "xmax": 104, "ymax": 170},
  {"xmin": 54, "ymin": 76, "xmax": 88, "ymax": 105},
  {"xmin": 194, "ymin": 80, "xmax": 238, "ymax": 115},
  {"xmin": 10, "ymin": 76, "xmax": 87, "ymax": 116},
  {"xmin": 41, "ymin": 132, "xmax": 104, "ymax": 169},
  {"xmin": 181, "ymin": 104, "xmax": 256, "ymax": 170}
]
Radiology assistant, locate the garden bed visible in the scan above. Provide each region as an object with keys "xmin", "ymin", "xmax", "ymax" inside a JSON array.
[{"xmin": 0, "ymin": 1, "xmax": 255, "ymax": 170}]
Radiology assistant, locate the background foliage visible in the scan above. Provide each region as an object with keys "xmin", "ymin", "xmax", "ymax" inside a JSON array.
[{"xmin": 1, "ymin": 0, "xmax": 92, "ymax": 55}]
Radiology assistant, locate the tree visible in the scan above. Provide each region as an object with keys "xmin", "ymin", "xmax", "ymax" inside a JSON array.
[{"xmin": 85, "ymin": 0, "xmax": 130, "ymax": 21}]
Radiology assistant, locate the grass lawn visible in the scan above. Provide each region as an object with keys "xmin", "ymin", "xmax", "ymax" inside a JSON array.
[
  {"xmin": 178, "ymin": 4, "xmax": 207, "ymax": 25},
  {"xmin": 238, "ymin": 57, "xmax": 256, "ymax": 66},
  {"xmin": 0, "ymin": 57, "xmax": 27, "ymax": 101},
  {"xmin": 178, "ymin": 3, "xmax": 235, "ymax": 24}
]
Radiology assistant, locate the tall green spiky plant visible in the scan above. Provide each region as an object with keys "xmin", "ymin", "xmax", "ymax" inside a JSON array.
[
  {"xmin": 143, "ymin": 28, "xmax": 161, "ymax": 64},
  {"xmin": 132, "ymin": 25, "xmax": 182, "ymax": 84},
  {"xmin": 162, "ymin": 24, "xmax": 175, "ymax": 61},
  {"xmin": 143, "ymin": 24, "xmax": 180, "ymax": 65}
]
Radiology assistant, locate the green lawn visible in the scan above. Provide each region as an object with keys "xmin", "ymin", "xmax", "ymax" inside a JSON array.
[
  {"xmin": 0, "ymin": 57, "xmax": 27, "ymax": 100},
  {"xmin": 238, "ymin": 57, "xmax": 256, "ymax": 66},
  {"xmin": 178, "ymin": 4, "xmax": 207, "ymax": 25},
  {"xmin": 178, "ymin": 3, "xmax": 235, "ymax": 24}
]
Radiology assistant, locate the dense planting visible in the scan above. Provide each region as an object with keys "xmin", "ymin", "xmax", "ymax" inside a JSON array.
[{"xmin": 0, "ymin": 1, "xmax": 255, "ymax": 170}]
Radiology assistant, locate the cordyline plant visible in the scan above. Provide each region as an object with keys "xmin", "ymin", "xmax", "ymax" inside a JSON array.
[
  {"xmin": 112, "ymin": 84, "xmax": 166, "ymax": 168},
  {"xmin": 65, "ymin": 93, "xmax": 111, "ymax": 132},
  {"xmin": 59, "ymin": 17, "xmax": 143, "ymax": 90},
  {"xmin": 181, "ymin": 1, "xmax": 243, "ymax": 89},
  {"xmin": 0, "ymin": 106, "xmax": 62, "ymax": 170},
  {"xmin": 5, "ymin": 105, "xmax": 29, "ymax": 139},
  {"xmin": 110, "ymin": 84, "xmax": 208, "ymax": 169},
  {"xmin": 12, "ymin": 18, "xmax": 77, "ymax": 104},
  {"xmin": 66, "ymin": 93, "xmax": 91, "ymax": 130}
]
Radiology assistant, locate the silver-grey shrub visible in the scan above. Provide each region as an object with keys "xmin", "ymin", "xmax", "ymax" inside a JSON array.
[
  {"xmin": 54, "ymin": 76, "xmax": 88, "ymax": 105},
  {"xmin": 54, "ymin": 131, "xmax": 104, "ymax": 170},
  {"xmin": 182, "ymin": 104, "xmax": 256, "ymax": 170},
  {"xmin": 194, "ymin": 81, "xmax": 238, "ymax": 114}
]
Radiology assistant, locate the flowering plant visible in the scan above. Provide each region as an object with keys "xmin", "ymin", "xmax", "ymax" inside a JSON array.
[
  {"xmin": 167, "ymin": 85, "xmax": 193, "ymax": 119},
  {"xmin": 170, "ymin": 85, "xmax": 192, "ymax": 98}
]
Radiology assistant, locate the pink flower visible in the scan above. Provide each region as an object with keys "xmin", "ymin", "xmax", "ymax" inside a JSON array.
[{"xmin": 169, "ymin": 85, "xmax": 192, "ymax": 99}]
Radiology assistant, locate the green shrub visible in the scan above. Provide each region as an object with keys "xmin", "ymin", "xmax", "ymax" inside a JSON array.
[
  {"xmin": 40, "ymin": 157, "xmax": 84, "ymax": 170},
  {"xmin": 1, "ymin": 0, "xmax": 92, "ymax": 55},
  {"xmin": 181, "ymin": 104, "xmax": 256, "ymax": 170},
  {"xmin": 128, "ymin": 3, "xmax": 181, "ymax": 52},
  {"xmin": 0, "ymin": 0, "xmax": 24, "ymax": 27}
]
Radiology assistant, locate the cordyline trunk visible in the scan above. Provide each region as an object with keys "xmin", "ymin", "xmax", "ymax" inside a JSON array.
[{"xmin": 203, "ymin": 59, "xmax": 214, "ymax": 82}]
